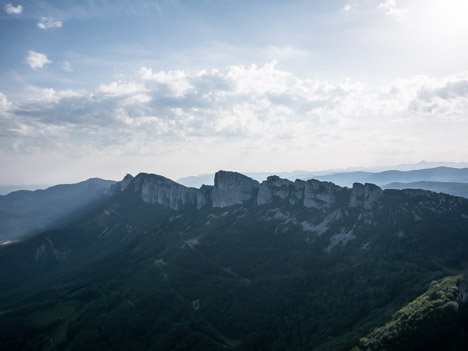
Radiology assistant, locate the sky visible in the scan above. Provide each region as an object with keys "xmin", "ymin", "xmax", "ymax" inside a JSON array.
[{"xmin": 1, "ymin": 0, "xmax": 468, "ymax": 186}]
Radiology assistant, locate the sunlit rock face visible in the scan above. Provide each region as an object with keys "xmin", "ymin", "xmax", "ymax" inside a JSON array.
[
  {"xmin": 257, "ymin": 176, "xmax": 342, "ymax": 209},
  {"xmin": 257, "ymin": 176, "xmax": 293, "ymax": 205},
  {"xmin": 302, "ymin": 179, "xmax": 342, "ymax": 209},
  {"xmin": 349, "ymin": 183, "xmax": 383, "ymax": 209},
  {"xmin": 110, "ymin": 171, "xmax": 387, "ymax": 212},
  {"xmin": 213, "ymin": 171, "xmax": 259, "ymax": 208},
  {"xmin": 111, "ymin": 173, "xmax": 205, "ymax": 210},
  {"xmin": 138, "ymin": 177, "xmax": 197, "ymax": 210}
]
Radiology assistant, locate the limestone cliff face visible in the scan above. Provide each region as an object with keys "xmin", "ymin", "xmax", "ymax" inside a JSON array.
[
  {"xmin": 257, "ymin": 176, "xmax": 293, "ymax": 205},
  {"xmin": 110, "ymin": 174, "xmax": 134, "ymax": 193},
  {"xmin": 213, "ymin": 171, "xmax": 259, "ymax": 208},
  {"xmin": 111, "ymin": 171, "xmax": 386, "ymax": 211},
  {"xmin": 111, "ymin": 173, "xmax": 212, "ymax": 210},
  {"xmin": 197, "ymin": 185, "xmax": 214, "ymax": 209},
  {"xmin": 136, "ymin": 175, "xmax": 198, "ymax": 210},
  {"xmin": 302, "ymin": 179, "xmax": 342, "ymax": 209},
  {"xmin": 349, "ymin": 183, "xmax": 383, "ymax": 209},
  {"xmin": 256, "ymin": 176, "xmax": 343, "ymax": 208}
]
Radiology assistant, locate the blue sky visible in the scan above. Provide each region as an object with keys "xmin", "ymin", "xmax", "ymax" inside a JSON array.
[{"xmin": 1, "ymin": 0, "xmax": 468, "ymax": 186}]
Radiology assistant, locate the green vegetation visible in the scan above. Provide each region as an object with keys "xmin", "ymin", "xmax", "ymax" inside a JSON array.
[
  {"xmin": 0, "ymin": 181, "xmax": 468, "ymax": 350},
  {"xmin": 353, "ymin": 275, "xmax": 468, "ymax": 351}
]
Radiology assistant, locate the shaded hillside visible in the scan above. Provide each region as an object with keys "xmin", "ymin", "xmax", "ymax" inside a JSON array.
[
  {"xmin": 0, "ymin": 178, "xmax": 115, "ymax": 242},
  {"xmin": 0, "ymin": 171, "xmax": 468, "ymax": 350}
]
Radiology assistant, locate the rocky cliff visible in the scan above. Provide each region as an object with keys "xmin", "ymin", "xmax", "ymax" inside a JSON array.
[
  {"xmin": 212, "ymin": 171, "xmax": 260, "ymax": 208},
  {"xmin": 110, "ymin": 173, "xmax": 212, "ymax": 210},
  {"xmin": 349, "ymin": 183, "xmax": 383, "ymax": 209},
  {"xmin": 110, "ymin": 170, "xmax": 396, "ymax": 211}
]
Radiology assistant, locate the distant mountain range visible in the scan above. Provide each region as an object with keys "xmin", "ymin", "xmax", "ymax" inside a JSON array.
[
  {"xmin": 314, "ymin": 167, "xmax": 468, "ymax": 187},
  {"xmin": 383, "ymin": 181, "xmax": 468, "ymax": 199},
  {"xmin": 0, "ymin": 178, "xmax": 115, "ymax": 243},
  {"xmin": 1, "ymin": 170, "xmax": 468, "ymax": 350},
  {"xmin": 178, "ymin": 163, "xmax": 468, "ymax": 188}
]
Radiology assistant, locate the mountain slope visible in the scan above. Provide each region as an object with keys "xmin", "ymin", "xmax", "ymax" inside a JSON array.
[
  {"xmin": 353, "ymin": 275, "xmax": 468, "ymax": 351},
  {"xmin": 0, "ymin": 178, "xmax": 115, "ymax": 242},
  {"xmin": 0, "ymin": 171, "xmax": 468, "ymax": 350}
]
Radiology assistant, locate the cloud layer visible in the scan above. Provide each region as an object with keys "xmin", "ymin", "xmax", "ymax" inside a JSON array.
[{"xmin": 2, "ymin": 63, "xmax": 468, "ymax": 177}]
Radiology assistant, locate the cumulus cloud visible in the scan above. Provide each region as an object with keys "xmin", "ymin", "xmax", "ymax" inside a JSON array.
[
  {"xmin": 378, "ymin": 0, "xmax": 408, "ymax": 20},
  {"xmin": 26, "ymin": 51, "xmax": 52, "ymax": 70},
  {"xmin": 4, "ymin": 3, "xmax": 22, "ymax": 15},
  {"xmin": 3, "ymin": 63, "xmax": 468, "ymax": 178},
  {"xmin": 37, "ymin": 17, "xmax": 62, "ymax": 30}
]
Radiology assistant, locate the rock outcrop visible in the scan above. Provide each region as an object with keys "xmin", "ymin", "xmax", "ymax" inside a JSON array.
[
  {"xmin": 137, "ymin": 174, "xmax": 198, "ymax": 210},
  {"xmin": 213, "ymin": 171, "xmax": 259, "ymax": 208},
  {"xmin": 110, "ymin": 174, "xmax": 134, "ymax": 193},
  {"xmin": 111, "ymin": 173, "xmax": 212, "ymax": 210},
  {"xmin": 256, "ymin": 177, "xmax": 343, "ymax": 208},
  {"xmin": 111, "ymin": 171, "xmax": 387, "ymax": 211},
  {"xmin": 257, "ymin": 176, "xmax": 294, "ymax": 205},
  {"xmin": 197, "ymin": 185, "xmax": 214, "ymax": 209},
  {"xmin": 349, "ymin": 183, "xmax": 383, "ymax": 209},
  {"xmin": 302, "ymin": 179, "xmax": 342, "ymax": 209}
]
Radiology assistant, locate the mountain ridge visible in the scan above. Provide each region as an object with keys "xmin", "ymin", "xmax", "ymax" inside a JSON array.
[
  {"xmin": 112, "ymin": 170, "xmax": 450, "ymax": 213},
  {"xmin": 1, "ymin": 170, "xmax": 468, "ymax": 350}
]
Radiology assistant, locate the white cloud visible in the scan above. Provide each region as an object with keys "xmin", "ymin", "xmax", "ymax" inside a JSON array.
[
  {"xmin": 343, "ymin": 4, "xmax": 351, "ymax": 11},
  {"xmin": 37, "ymin": 17, "xmax": 62, "ymax": 30},
  {"xmin": 4, "ymin": 3, "xmax": 22, "ymax": 15},
  {"xmin": 3, "ymin": 64, "xmax": 468, "ymax": 182},
  {"xmin": 25, "ymin": 51, "xmax": 52, "ymax": 70},
  {"xmin": 378, "ymin": 0, "xmax": 409, "ymax": 21}
]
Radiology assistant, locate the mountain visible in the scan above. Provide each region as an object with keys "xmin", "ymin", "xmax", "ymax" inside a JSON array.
[
  {"xmin": 383, "ymin": 181, "xmax": 468, "ymax": 199},
  {"xmin": 178, "ymin": 163, "xmax": 468, "ymax": 188},
  {"xmin": 0, "ymin": 184, "xmax": 50, "ymax": 196},
  {"xmin": 314, "ymin": 167, "xmax": 468, "ymax": 187},
  {"xmin": 1, "ymin": 171, "xmax": 468, "ymax": 350},
  {"xmin": 0, "ymin": 178, "xmax": 115, "ymax": 243}
]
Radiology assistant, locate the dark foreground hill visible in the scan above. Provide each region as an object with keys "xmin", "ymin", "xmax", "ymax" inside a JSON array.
[{"xmin": 1, "ymin": 171, "xmax": 468, "ymax": 350}]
